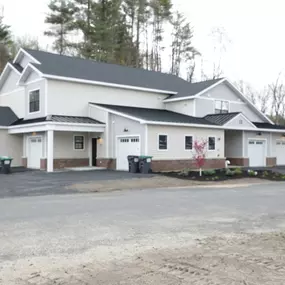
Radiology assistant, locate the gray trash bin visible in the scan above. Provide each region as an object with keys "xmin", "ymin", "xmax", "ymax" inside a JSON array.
[
  {"xmin": 0, "ymin": 156, "xmax": 13, "ymax": 174},
  {"xmin": 127, "ymin": 155, "xmax": 139, "ymax": 173},
  {"xmin": 139, "ymin": 156, "xmax": 153, "ymax": 174}
]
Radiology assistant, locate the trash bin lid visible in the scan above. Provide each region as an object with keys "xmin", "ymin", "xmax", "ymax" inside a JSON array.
[
  {"xmin": 0, "ymin": 156, "xmax": 13, "ymax": 160},
  {"xmin": 139, "ymin": 156, "xmax": 153, "ymax": 159}
]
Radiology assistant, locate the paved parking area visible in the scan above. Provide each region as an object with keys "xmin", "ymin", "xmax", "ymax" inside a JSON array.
[{"xmin": 0, "ymin": 170, "xmax": 152, "ymax": 198}]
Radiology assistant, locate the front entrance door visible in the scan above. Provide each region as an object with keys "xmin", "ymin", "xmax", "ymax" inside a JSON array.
[
  {"xmin": 92, "ymin": 138, "xmax": 97, "ymax": 166},
  {"xmin": 28, "ymin": 136, "xmax": 42, "ymax": 169}
]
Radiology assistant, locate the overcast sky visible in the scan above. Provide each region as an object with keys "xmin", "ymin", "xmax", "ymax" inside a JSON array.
[{"xmin": 1, "ymin": 0, "xmax": 284, "ymax": 88}]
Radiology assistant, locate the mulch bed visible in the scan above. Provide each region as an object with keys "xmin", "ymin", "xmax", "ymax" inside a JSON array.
[{"xmin": 156, "ymin": 168, "xmax": 285, "ymax": 182}]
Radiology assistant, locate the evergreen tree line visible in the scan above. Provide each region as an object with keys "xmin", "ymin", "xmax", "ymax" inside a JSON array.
[
  {"xmin": 0, "ymin": 0, "xmax": 199, "ymax": 81},
  {"xmin": 44, "ymin": 0, "xmax": 199, "ymax": 80}
]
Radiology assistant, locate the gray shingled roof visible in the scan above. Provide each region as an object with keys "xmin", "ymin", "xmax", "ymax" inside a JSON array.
[
  {"xmin": 24, "ymin": 49, "xmax": 223, "ymax": 100},
  {"xmin": 253, "ymin": 122, "xmax": 285, "ymax": 130},
  {"xmin": 0, "ymin": 107, "xmax": 19, "ymax": 126},
  {"xmin": 12, "ymin": 115, "xmax": 103, "ymax": 126},
  {"xmin": 92, "ymin": 103, "xmax": 217, "ymax": 125},
  {"xmin": 204, "ymin": 112, "xmax": 240, "ymax": 125}
]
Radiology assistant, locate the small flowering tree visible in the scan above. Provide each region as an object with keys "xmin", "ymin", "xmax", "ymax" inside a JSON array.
[{"xmin": 192, "ymin": 139, "xmax": 208, "ymax": 176}]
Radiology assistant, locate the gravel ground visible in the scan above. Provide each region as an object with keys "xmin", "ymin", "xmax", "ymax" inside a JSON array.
[{"xmin": 2, "ymin": 232, "xmax": 285, "ymax": 284}]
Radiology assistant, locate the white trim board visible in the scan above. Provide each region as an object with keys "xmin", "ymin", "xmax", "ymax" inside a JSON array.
[
  {"xmin": 13, "ymin": 48, "xmax": 41, "ymax": 65},
  {"xmin": 8, "ymin": 122, "xmax": 105, "ymax": 134},
  {"xmin": 17, "ymin": 63, "xmax": 44, "ymax": 86},
  {"xmin": 89, "ymin": 103, "xmax": 146, "ymax": 123},
  {"xmin": 44, "ymin": 74, "xmax": 177, "ymax": 95},
  {"xmin": 163, "ymin": 78, "xmax": 226, "ymax": 102}
]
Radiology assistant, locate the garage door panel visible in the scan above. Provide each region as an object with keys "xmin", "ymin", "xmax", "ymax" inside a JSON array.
[
  {"xmin": 117, "ymin": 136, "xmax": 140, "ymax": 171},
  {"xmin": 276, "ymin": 140, "xmax": 285, "ymax": 165},
  {"xmin": 248, "ymin": 139, "xmax": 266, "ymax": 167}
]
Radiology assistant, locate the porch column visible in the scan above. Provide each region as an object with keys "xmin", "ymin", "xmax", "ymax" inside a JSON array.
[{"xmin": 47, "ymin": 130, "xmax": 54, "ymax": 172}]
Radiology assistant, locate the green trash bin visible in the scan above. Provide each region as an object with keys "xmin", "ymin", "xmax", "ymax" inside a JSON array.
[
  {"xmin": 138, "ymin": 156, "xmax": 153, "ymax": 174},
  {"xmin": 0, "ymin": 156, "xmax": 13, "ymax": 174}
]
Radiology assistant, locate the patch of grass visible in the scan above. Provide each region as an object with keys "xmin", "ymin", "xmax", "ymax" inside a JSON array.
[{"xmin": 203, "ymin": 169, "xmax": 216, "ymax": 176}]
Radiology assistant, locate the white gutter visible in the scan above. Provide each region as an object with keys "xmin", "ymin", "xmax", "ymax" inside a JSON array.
[{"xmin": 143, "ymin": 120, "xmax": 285, "ymax": 133}]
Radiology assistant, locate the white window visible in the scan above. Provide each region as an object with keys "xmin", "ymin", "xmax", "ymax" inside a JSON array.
[
  {"xmin": 208, "ymin": 137, "xmax": 216, "ymax": 150},
  {"xmin": 29, "ymin": 89, "xmax": 40, "ymax": 113},
  {"xmin": 158, "ymin": 134, "xmax": 168, "ymax": 150},
  {"xmin": 185, "ymin": 136, "xmax": 193, "ymax": 150},
  {"xmin": 74, "ymin": 135, "xmax": 84, "ymax": 150},
  {"xmin": 215, "ymin": 100, "xmax": 229, "ymax": 114}
]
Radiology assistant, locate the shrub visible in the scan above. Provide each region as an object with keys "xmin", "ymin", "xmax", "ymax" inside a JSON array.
[
  {"xmin": 203, "ymin": 169, "xmax": 216, "ymax": 176},
  {"xmin": 281, "ymin": 175, "xmax": 285, "ymax": 180},
  {"xmin": 225, "ymin": 169, "xmax": 235, "ymax": 176},
  {"xmin": 179, "ymin": 168, "xmax": 191, "ymax": 176},
  {"xmin": 263, "ymin": 170, "xmax": 269, "ymax": 177},
  {"xmin": 233, "ymin": 168, "xmax": 243, "ymax": 175},
  {"xmin": 248, "ymin": 170, "xmax": 258, "ymax": 177}
]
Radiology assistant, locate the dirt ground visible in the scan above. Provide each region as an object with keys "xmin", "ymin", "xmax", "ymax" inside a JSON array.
[
  {"xmin": 67, "ymin": 176, "xmax": 268, "ymax": 192},
  {"xmin": 3, "ymin": 232, "xmax": 285, "ymax": 285}
]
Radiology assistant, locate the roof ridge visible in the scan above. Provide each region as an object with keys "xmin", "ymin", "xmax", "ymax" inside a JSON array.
[
  {"xmin": 23, "ymin": 48, "xmax": 180, "ymax": 79},
  {"xmin": 204, "ymin": 112, "xmax": 240, "ymax": 118}
]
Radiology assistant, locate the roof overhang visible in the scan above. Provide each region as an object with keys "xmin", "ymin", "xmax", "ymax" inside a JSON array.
[
  {"xmin": 0, "ymin": 62, "xmax": 22, "ymax": 90},
  {"xmin": 8, "ymin": 121, "xmax": 105, "ymax": 134},
  {"xmin": 163, "ymin": 78, "xmax": 226, "ymax": 102},
  {"xmin": 13, "ymin": 48, "xmax": 41, "ymax": 65},
  {"xmin": 43, "ymin": 74, "xmax": 177, "ymax": 95},
  {"xmin": 17, "ymin": 63, "xmax": 43, "ymax": 85}
]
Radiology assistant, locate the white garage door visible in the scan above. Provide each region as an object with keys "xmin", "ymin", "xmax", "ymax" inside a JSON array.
[
  {"xmin": 276, "ymin": 140, "xmax": 285, "ymax": 165},
  {"xmin": 117, "ymin": 137, "xmax": 140, "ymax": 171},
  {"xmin": 28, "ymin": 137, "xmax": 42, "ymax": 169},
  {"xmin": 248, "ymin": 140, "xmax": 266, "ymax": 167}
]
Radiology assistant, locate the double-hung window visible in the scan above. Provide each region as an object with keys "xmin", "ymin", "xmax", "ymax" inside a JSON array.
[
  {"xmin": 185, "ymin": 136, "xmax": 193, "ymax": 150},
  {"xmin": 29, "ymin": 90, "xmax": 40, "ymax": 113},
  {"xmin": 215, "ymin": 100, "xmax": 229, "ymax": 114},
  {"xmin": 158, "ymin": 134, "xmax": 168, "ymax": 150},
  {"xmin": 74, "ymin": 135, "xmax": 85, "ymax": 150},
  {"xmin": 208, "ymin": 137, "xmax": 216, "ymax": 150}
]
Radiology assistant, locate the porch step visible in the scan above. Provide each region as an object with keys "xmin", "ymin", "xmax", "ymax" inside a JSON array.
[{"xmin": 65, "ymin": 166, "xmax": 106, "ymax": 171}]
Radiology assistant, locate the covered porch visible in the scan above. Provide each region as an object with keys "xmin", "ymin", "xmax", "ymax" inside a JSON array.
[{"xmin": 8, "ymin": 115, "xmax": 106, "ymax": 172}]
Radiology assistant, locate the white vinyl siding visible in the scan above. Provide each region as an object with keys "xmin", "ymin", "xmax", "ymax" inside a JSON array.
[
  {"xmin": 0, "ymin": 70, "xmax": 20, "ymax": 93},
  {"xmin": 47, "ymin": 79, "xmax": 168, "ymax": 116},
  {"xmin": 147, "ymin": 125, "xmax": 224, "ymax": 159}
]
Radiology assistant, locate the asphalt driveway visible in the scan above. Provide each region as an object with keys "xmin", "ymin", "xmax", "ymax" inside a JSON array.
[
  {"xmin": 1, "ymin": 183, "xmax": 285, "ymax": 284},
  {"xmin": 0, "ymin": 170, "xmax": 152, "ymax": 198}
]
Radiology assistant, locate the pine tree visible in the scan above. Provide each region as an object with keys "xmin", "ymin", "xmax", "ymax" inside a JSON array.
[
  {"xmin": 170, "ymin": 11, "xmax": 199, "ymax": 80},
  {"xmin": 0, "ymin": 16, "xmax": 12, "ymax": 73},
  {"xmin": 149, "ymin": 0, "xmax": 172, "ymax": 71},
  {"xmin": 72, "ymin": 0, "xmax": 94, "ymax": 58},
  {"xmin": 44, "ymin": 0, "xmax": 77, "ymax": 55}
]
